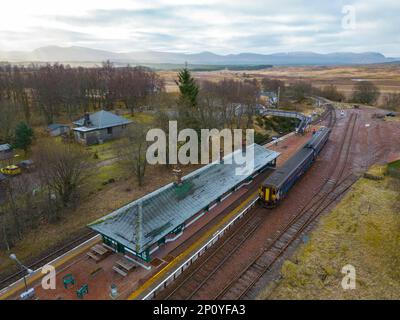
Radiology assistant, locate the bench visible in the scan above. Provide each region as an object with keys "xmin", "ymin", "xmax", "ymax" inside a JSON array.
[
  {"xmin": 116, "ymin": 258, "xmax": 136, "ymax": 271},
  {"xmin": 92, "ymin": 244, "xmax": 108, "ymax": 255},
  {"xmin": 112, "ymin": 266, "xmax": 127, "ymax": 277},
  {"xmin": 86, "ymin": 251, "xmax": 100, "ymax": 262},
  {"xmin": 62, "ymin": 274, "xmax": 76, "ymax": 289},
  {"xmin": 101, "ymin": 243, "xmax": 115, "ymax": 252}
]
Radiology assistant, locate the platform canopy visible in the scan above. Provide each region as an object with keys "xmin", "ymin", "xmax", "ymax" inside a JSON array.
[{"xmin": 89, "ymin": 143, "xmax": 279, "ymax": 255}]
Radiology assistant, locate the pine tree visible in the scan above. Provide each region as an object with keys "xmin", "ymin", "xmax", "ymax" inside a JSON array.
[
  {"xmin": 14, "ymin": 122, "xmax": 34, "ymax": 152},
  {"xmin": 175, "ymin": 66, "xmax": 199, "ymax": 108}
]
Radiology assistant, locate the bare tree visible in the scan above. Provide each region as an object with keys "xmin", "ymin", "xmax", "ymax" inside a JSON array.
[
  {"xmin": 35, "ymin": 141, "xmax": 91, "ymax": 215},
  {"xmin": 384, "ymin": 93, "xmax": 400, "ymax": 111},
  {"xmin": 0, "ymin": 176, "xmax": 39, "ymax": 249},
  {"xmin": 0, "ymin": 100, "xmax": 20, "ymax": 142},
  {"xmin": 352, "ymin": 81, "xmax": 380, "ymax": 105},
  {"xmin": 290, "ymin": 81, "xmax": 313, "ymax": 102},
  {"xmin": 116, "ymin": 125, "xmax": 150, "ymax": 186}
]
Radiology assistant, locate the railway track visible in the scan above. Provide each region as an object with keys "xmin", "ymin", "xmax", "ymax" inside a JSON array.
[
  {"xmin": 157, "ymin": 109, "xmax": 339, "ymax": 299},
  {"xmin": 160, "ymin": 209, "xmax": 264, "ymax": 300},
  {"xmin": 214, "ymin": 111, "xmax": 359, "ymax": 300},
  {"xmin": 167, "ymin": 169, "xmax": 272, "ymax": 257},
  {"xmin": 0, "ymin": 230, "xmax": 97, "ymax": 291},
  {"xmin": 295, "ymin": 111, "xmax": 356, "ymax": 216},
  {"xmin": 157, "ymin": 108, "xmax": 359, "ymax": 300},
  {"xmin": 215, "ymin": 173, "xmax": 358, "ymax": 300}
]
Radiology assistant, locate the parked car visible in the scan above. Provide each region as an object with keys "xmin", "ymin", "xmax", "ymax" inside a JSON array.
[
  {"xmin": 386, "ymin": 112, "xmax": 396, "ymax": 117},
  {"xmin": 0, "ymin": 165, "xmax": 22, "ymax": 176}
]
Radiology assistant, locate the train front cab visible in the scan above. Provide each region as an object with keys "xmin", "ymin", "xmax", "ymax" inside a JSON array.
[{"xmin": 259, "ymin": 184, "xmax": 278, "ymax": 207}]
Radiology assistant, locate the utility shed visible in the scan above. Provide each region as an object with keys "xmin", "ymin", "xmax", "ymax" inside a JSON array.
[
  {"xmin": 89, "ymin": 143, "xmax": 279, "ymax": 262},
  {"xmin": 0, "ymin": 144, "xmax": 13, "ymax": 160}
]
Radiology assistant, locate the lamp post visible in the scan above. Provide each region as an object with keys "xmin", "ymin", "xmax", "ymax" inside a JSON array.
[{"xmin": 9, "ymin": 253, "xmax": 33, "ymax": 292}]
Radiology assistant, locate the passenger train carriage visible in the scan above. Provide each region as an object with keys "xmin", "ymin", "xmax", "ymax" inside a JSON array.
[{"xmin": 259, "ymin": 127, "xmax": 331, "ymax": 207}]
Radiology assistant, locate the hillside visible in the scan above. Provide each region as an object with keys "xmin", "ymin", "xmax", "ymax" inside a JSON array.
[{"xmin": 0, "ymin": 46, "xmax": 397, "ymax": 66}]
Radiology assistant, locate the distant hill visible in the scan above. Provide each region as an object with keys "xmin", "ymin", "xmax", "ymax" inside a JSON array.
[{"xmin": 0, "ymin": 46, "xmax": 398, "ymax": 66}]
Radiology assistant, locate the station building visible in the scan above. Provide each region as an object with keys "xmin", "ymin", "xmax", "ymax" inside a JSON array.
[{"xmin": 88, "ymin": 144, "xmax": 280, "ymax": 263}]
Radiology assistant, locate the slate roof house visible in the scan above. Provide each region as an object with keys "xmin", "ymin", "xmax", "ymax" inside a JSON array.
[{"xmin": 72, "ymin": 110, "xmax": 133, "ymax": 145}]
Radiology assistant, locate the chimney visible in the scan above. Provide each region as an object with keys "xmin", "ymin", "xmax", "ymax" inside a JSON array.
[
  {"xmin": 173, "ymin": 165, "xmax": 183, "ymax": 186},
  {"xmin": 84, "ymin": 113, "xmax": 91, "ymax": 127}
]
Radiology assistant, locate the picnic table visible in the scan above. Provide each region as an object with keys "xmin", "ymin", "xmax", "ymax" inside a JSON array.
[
  {"xmin": 113, "ymin": 257, "xmax": 137, "ymax": 277},
  {"xmin": 116, "ymin": 258, "xmax": 136, "ymax": 271},
  {"xmin": 91, "ymin": 244, "xmax": 108, "ymax": 256},
  {"xmin": 86, "ymin": 243, "xmax": 111, "ymax": 262}
]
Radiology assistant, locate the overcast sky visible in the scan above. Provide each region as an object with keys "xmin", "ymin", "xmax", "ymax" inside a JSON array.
[{"xmin": 0, "ymin": 0, "xmax": 399, "ymax": 56}]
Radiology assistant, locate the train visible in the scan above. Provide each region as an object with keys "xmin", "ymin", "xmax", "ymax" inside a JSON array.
[{"xmin": 259, "ymin": 126, "xmax": 331, "ymax": 207}]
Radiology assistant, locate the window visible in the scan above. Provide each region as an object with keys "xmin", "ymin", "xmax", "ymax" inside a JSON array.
[
  {"xmin": 79, "ymin": 132, "xmax": 84, "ymax": 139},
  {"xmin": 107, "ymin": 127, "xmax": 113, "ymax": 134}
]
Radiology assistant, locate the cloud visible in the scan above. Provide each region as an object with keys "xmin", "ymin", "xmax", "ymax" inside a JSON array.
[{"xmin": 0, "ymin": 0, "xmax": 398, "ymax": 56}]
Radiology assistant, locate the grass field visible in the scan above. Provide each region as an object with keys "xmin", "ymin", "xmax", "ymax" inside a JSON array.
[{"xmin": 259, "ymin": 164, "xmax": 400, "ymax": 299}]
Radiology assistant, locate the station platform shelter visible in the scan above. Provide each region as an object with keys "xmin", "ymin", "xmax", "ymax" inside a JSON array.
[{"xmin": 89, "ymin": 143, "xmax": 279, "ymax": 263}]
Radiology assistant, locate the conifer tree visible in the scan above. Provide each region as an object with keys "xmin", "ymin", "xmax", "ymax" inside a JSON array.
[
  {"xmin": 175, "ymin": 66, "xmax": 199, "ymax": 108},
  {"xmin": 14, "ymin": 122, "xmax": 34, "ymax": 153}
]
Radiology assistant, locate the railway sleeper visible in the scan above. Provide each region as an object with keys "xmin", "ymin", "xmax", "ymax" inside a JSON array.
[
  {"xmin": 262, "ymin": 251, "xmax": 279, "ymax": 263},
  {"xmin": 257, "ymin": 254, "xmax": 275, "ymax": 266},
  {"xmin": 273, "ymin": 240, "xmax": 288, "ymax": 250},
  {"xmin": 252, "ymin": 262, "xmax": 266, "ymax": 271},
  {"xmin": 268, "ymin": 246, "xmax": 282, "ymax": 256},
  {"xmin": 238, "ymin": 277, "xmax": 253, "ymax": 288},
  {"xmin": 279, "ymin": 233, "xmax": 294, "ymax": 244},
  {"xmin": 286, "ymin": 228, "xmax": 300, "ymax": 237}
]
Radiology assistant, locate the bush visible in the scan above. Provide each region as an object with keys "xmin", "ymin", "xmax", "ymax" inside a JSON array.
[
  {"xmin": 255, "ymin": 132, "xmax": 270, "ymax": 144},
  {"xmin": 351, "ymin": 81, "xmax": 380, "ymax": 105}
]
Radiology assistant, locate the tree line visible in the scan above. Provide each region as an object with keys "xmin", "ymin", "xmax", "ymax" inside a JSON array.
[
  {"xmin": 261, "ymin": 77, "xmax": 385, "ymax": 106},
  {"xmin": 0, "ymin": 61, "xmax": 164, "ymax": 143}
]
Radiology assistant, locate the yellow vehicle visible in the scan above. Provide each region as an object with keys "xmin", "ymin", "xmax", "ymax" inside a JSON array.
[{"xmin": 0, "ymin": 165, "xmax": 22, "ymax": 176}]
